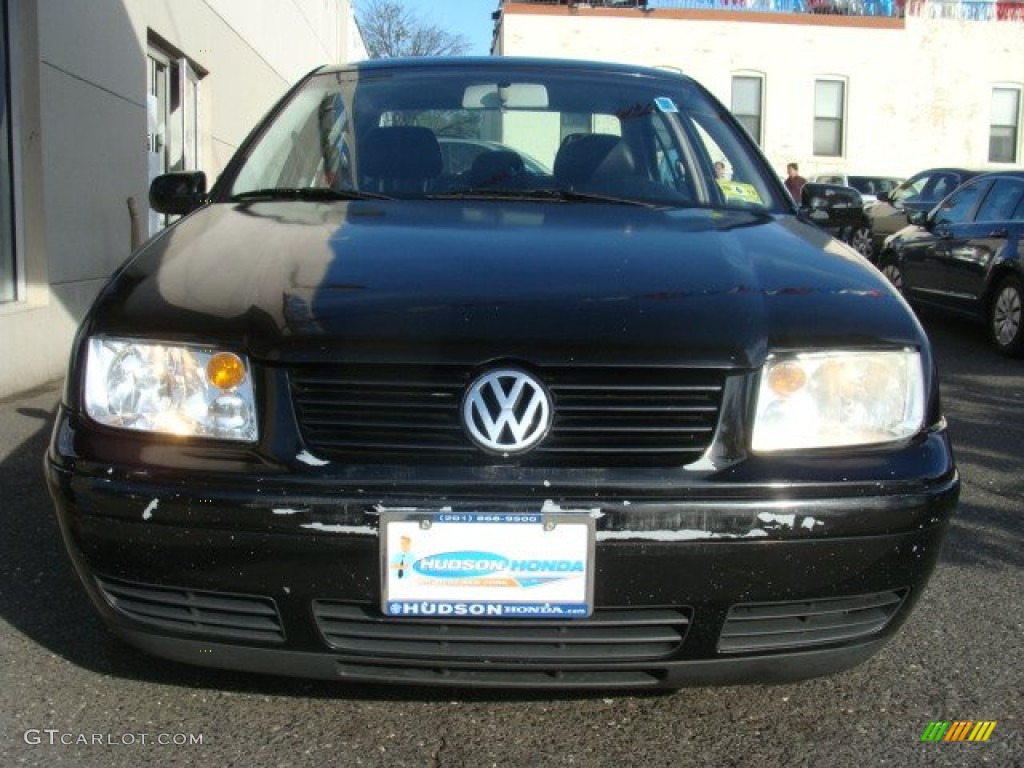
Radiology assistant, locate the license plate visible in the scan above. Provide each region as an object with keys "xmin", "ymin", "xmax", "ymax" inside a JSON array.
[{"xmin": 380, "ymin": 512, "xmax": 595, "ymax": 619}]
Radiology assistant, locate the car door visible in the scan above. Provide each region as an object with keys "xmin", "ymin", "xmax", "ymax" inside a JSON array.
[
  {"xmin": 901, "ymin": 180, "xmax": 986, "ymax": 303},
  {"xmin": 945, "ymin": 177, "xmax": 1024, "ymax": 314},
  {"xmin": 896, "ymin": 221, "xmax": 945, "ymax": 302}
]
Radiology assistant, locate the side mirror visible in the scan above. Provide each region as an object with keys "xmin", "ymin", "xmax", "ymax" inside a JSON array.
[
  {"xmin": 798, "ymin": 199, "xmax": 828, "ymax": 221},
  {"xmin": 149, "ymin": 171, "xmax": 208, "ymax": 216},
  {"xmin": 799, "ymin": 184, "xmax": 830, "ymax": 211},
  {"xmin": 907, "ymin": 209, "xmax": 930, "ymax": 227},
  {"xmin": 876, "ymin": 190, "xmax": 891, "ymax": 203}
]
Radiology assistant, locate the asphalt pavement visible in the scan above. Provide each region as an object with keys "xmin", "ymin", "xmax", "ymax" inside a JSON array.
[{"xmin": 1, "ymin": 311, "xmax": 1021, "ymax": 768}]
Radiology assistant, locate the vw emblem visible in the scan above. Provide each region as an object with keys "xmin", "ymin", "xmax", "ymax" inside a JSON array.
[{"xmin": 462, "ymin": 369, "xmax": 552, "ymax": 455}]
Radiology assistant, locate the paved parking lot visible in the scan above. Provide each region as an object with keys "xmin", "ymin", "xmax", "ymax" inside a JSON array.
[{"xmin": 1, "ymin": 311, "xmax": 1020, "ymax": 768}]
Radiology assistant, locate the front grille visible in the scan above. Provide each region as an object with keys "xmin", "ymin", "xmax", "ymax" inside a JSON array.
[
  {"xmin": 313, "ymin": 603, "xmax": 691, "ymax": 662},
  {"xmin": 289, "ymin": 363, "xmax": 725, "ymax": 465},
  {"xmin": 719, "ymin": 590, "xmax": 907, "ymax": 654},
  {"xmin": 95, "ymin": 576, "xmax": 285, "ymax": 643}
]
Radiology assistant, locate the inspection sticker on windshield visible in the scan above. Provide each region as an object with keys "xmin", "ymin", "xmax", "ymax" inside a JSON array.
[
  {"xmin": 716, "ymin": 179, "xmax": 763, "ymax": 205},
  {"xmin": 381, "ymin": 512, "xmax": 595, "ymax": 619},
  {"xmin": 654, "ymin": 96, "xmax": 679, "ymax": 113}
]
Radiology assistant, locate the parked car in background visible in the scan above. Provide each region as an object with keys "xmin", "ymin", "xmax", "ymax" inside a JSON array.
[
  {"xmin": 800, "ymin": 182, "xmax": 873, "ymax": 258},
  {"xmin": 811, "ymin": 174, "xmax": 903, "ymax": 205},
  {"xmin": 878, "ymin": 170, "xmax": 1024, "ymax": 356},
  {"xmin": 865, "ymin": 167, "xmax": 985, "ymax": 259},
  {"xmin": 47, "ymin": 56, "xmax": 958, "ymax": 690}
]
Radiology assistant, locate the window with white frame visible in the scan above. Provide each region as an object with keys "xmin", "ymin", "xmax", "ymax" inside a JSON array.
[
  {"xmin": 990, "ymin": 86, "xmax": 1021, "ymax": 164},
  {"xmin": 731, "ymin": 74, "xmax": 763, "ymax": 146},
  {"xmin": 147, "ymin": 39, "xmax": 201, "ymax": 234},
  {"xmin": 813, "ymin": 79, "xmax": 845, "ymax": 158},
  {"xmin": 1, "ymin": 1, "xmax": 15, "ymax": 303}
]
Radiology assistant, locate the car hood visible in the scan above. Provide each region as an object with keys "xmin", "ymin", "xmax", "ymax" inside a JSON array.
[{"xmin": 89, "ymin": 200, "xmax": 923, "ymax": 368}]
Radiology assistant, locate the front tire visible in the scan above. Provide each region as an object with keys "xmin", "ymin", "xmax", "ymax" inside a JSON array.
[{"xmin": 989, "ymin": 274, "xmax": 1024, "ymax": 357}]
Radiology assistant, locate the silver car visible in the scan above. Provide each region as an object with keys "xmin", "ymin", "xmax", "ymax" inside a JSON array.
[{"xmin": 812, "ymin": 174, "xmax": 903, "ymax": 205}]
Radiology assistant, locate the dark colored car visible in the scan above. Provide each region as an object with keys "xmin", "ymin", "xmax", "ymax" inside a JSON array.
[
  {"xmin": 878, "ymin": 170, "xmax": 1024, "ymax": 356},
  {"xmin": 865, "ymin": 167, "xmax": 986, "ymax": 259},
  {"xmin": 800, "ymin": 182, "xmax": 873, "ymax": 258},
  {"xmin": 46, "ymin": 57, "xmax": 958, "ymax": 690}
]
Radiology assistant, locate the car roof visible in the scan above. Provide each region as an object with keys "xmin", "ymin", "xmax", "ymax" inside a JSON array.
[
  {"xmin": 971, "ymin": 169, "xmax": 1024, "ymax": 181},
  {"xmin": 803, "ymin": 181, "xmax": 860, "ymax": 192},
  {"xmin": 318, "ymin": 56, "xmax": 694, "ymax": 85},
  {"xmin": 910, "ymin": 167, "xmax": 988, "ymax": 176},
  {"xmin": 813, "ymin": 174, "xmax": 901, "ymax": 181}
]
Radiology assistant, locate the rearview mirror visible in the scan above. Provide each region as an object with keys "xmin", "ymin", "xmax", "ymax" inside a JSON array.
[
  {"xmin": 149, "ymin": 171, "xmax": 208, "ymax": 216},
  {"xmin": 462, "ymin": 83, "xmax": 549, "ymax": 110}
]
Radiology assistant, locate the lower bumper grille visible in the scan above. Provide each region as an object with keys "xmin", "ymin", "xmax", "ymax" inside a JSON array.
[
  {"xmin": 95, "ymin": 576, "xmax": 285, "ymax": 644},
  {"xmin": 719, "ymin": 590, "xmax": 907, "ymax": 653},
  {"xmin": 333, "ymin": 663, "xmax": 665, "ymax": 688},
  {"xmin": 313, "ymin": 603, "xmax": 691, "ymax": 662}
]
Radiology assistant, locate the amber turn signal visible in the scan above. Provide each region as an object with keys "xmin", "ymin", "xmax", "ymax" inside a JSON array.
[
  {"xmin": 766, "ymin": 360, "xmax": 806, "ymax": 398},
  {"xmin": 206, "ymin": 352, "xmax": 246, "ymax": 390}
]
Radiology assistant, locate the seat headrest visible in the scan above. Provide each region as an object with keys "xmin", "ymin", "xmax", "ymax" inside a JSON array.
[
  {"xmin": 554, "ymin": 133, "xmax": 629, "ymax": 184},
  {"xmin": 361, "ymin": 126, "xmax": 442, "ymax": 180},
  {"xmin": 468, "ymin": 150, "xmax": 525, "ymax": 187}
]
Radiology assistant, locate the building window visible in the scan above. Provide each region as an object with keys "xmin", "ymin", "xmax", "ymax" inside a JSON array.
[
  {"xmin": 1, "ymin": 1, "xmax": 15, "ymax": 303},
  {"xmin": 813, "ymin": 79, "xmax": 845, "ymax": 158},
  {"xmin": 990, "ymin": 86, "xmax": 1021, "ymax": 164},
  {"xmin": 147, "ymin": 40, "xmax": 201, "ymax": 234},
  {"xmin": 731, "ymin": 75, "xmax": 763, "ymax": 146}
]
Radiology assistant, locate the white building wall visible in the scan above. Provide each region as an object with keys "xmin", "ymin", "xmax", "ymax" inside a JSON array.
[
  {"xmin": 497, "ymin": 7, "xmax": 1024, "ymax": 180},
  {"xmin": 1, "ymin": 0, "xmax": 364, "ymax": 397}
]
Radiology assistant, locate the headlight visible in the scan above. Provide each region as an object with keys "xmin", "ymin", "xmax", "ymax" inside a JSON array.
[
  {"xmin": 752, "ymin": 349, "xmax": 924, "ymax": 452},
  {"xmin": 84, "ymin": 338, "xmax": 258, "ymax": 442}
]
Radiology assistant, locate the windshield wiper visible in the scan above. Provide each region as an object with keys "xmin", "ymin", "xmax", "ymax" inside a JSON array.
[
  {"xmin": 429, "ymin": 187, "xmax": 668, "ymax": 208},
  {"xmin": 230, "ymin": 187, "xmax": 393, "ymax": 202}
]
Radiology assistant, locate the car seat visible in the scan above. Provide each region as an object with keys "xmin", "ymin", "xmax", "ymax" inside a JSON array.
[
  {"xmin": 553, "ymin": 133, "xmax": 635, "ymax": 186},
  {"xmin": 466, "ymin": 150, "xmax": 525, "ymax": 188},
  {"xmin": 360, "ymin": 126, "xmax": 442, "ymax": 194}
]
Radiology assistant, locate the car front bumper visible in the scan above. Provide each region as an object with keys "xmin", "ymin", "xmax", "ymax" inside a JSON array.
[{"xmin": 46, "ymin": 405, "xmax": 959, "ymax": 689}]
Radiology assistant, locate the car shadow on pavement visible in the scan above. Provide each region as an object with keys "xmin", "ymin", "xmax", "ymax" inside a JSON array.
[
  {"xmin": 0, "ymin": 386, "xmax": 666, "ymax": 704},
  {"xmin": 917, "ymin": 311, "xmax": 1024, "ymax": 572}
]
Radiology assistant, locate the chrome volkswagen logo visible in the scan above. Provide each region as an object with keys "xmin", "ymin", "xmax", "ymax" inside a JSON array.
[{"xmin": 462, "ymin": 369, "xmax": 552, "ymax": 454}]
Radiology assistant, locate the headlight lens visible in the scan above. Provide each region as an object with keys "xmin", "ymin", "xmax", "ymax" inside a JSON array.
[
  {"xmin": 84, "ymin": 338, "xmax": 258, "ymax": 442},
  {"xmin": 752, "ymin": 349, "xmax": 924, "ymax": 452}
]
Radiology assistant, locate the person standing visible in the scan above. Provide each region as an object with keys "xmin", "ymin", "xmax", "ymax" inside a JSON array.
[{"xmin": 784, "ymin": 162, "xmax": 807, "ymax": 201}]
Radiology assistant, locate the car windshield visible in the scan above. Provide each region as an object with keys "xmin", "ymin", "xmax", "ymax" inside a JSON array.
[{"xmin": 226, "ymin": 62, "xmax": 785, "ymax": 212}]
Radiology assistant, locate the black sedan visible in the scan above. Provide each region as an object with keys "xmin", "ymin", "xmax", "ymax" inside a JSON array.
[
  {"xmin": 878, "ymin": 170, "xmax": 1024, "ymax": 356},
  {"xmin": 865, "ymin": 167, "xmax": 986, "ymax": 259},
  {"xmin": 46, "ymin": 57, "xmax": 958, "ymax": 689}
]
